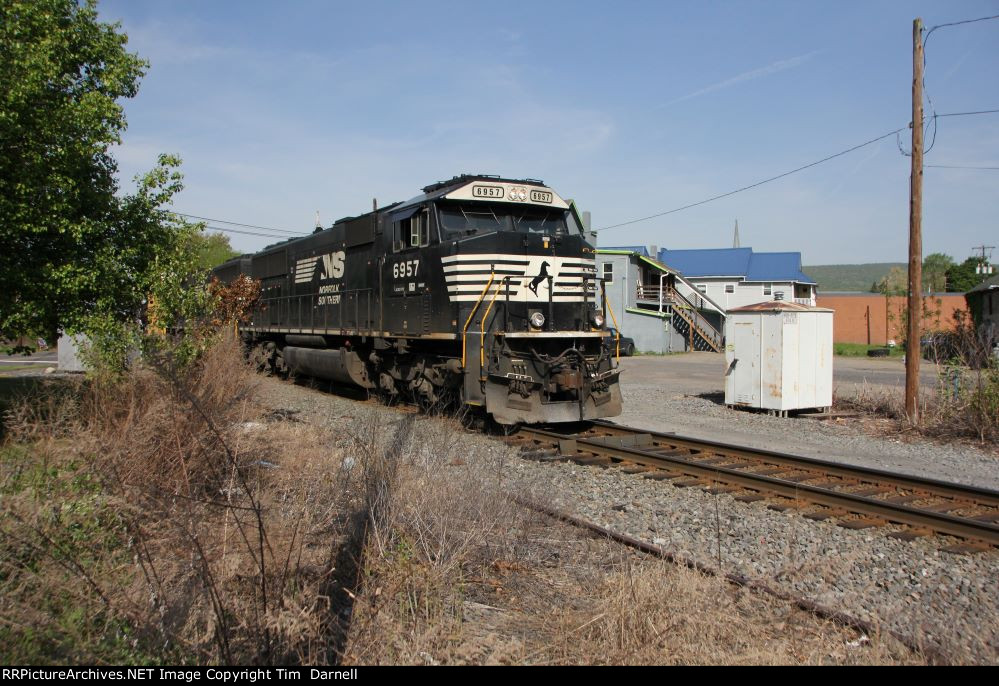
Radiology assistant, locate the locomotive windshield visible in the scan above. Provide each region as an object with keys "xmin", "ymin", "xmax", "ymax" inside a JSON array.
[{"xmin": 437, "ymin": 202, "xmax": 576, "ymax": 238}]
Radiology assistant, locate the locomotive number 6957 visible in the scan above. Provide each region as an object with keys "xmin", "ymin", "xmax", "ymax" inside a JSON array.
[
  {"xmin": 392, "ymin": 259, "xmax": 420, "ymax": 279},
  {"xmin": 213, "ymin": 174, "xmax": 622, "ymax": 425}
]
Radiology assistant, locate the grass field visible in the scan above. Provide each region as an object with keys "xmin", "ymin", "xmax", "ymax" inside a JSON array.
[{"xmin": 834, "ymin": 343, "xmax": 904, "ymax": 357}]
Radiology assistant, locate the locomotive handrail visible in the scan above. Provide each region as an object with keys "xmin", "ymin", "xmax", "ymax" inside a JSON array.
[
  {"xmin": 601, "ymin": 280, "xmax": 621, "ymax": 361},
  {"xmin": 461, "ymin": 272, "xmax": 494, "ymax": 370},
  {"xmin": 252, "ymin": 289, "xmax": 374, "ymax": 335},
  {"xmin": 479, "ymin": 279, "xmax": 504, "ymax": 377}
]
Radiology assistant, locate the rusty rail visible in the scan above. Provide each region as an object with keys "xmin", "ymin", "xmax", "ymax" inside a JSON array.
[
  {"xmin": 514, "ymin": 422, "xmax": 999, "ymax": 549},
  {"xmin": 514, "ymin": 496, "xmax": 950, "ymax": 663}
]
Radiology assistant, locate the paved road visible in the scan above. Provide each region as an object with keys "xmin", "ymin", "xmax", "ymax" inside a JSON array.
[
  {"xmin": 0, "ymin": 350, "xmax": 57, "ymax": 368},
  {"xmin": 616, "ymin": 352, "xmax": 939, "ymax": 397},
  {"xmin": 1, "ymin": 347, "xmax": 940, "ymax": 393}
]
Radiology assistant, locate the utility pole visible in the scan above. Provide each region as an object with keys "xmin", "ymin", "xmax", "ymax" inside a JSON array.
[
  {"xmin": 972, "ymin": 245, "xmax": 995, "ymax": 275},
  {"xmin": 905, "ymin": 17, "xmax": 924, "ymax": 424}
]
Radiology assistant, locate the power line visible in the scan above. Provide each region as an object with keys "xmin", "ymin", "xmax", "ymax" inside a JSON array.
[
  {"xmin": 168, "ymin": 211, "xmax": 307, "ymax": 236},
  {"xmin": 925, "ymin": 164, "xmax": 999, "ymax": 170},
  {"xmin": 918, "ymin": 14, "xmax": 999, "ymax": 155},
  {"xmin": 924, "ymin": 14, "xmax": 999, "ymax": 46},
  {"xmin": 935, "ymin": 108, "xmax": 999, "ymax": 118},
  {"xmin": 898, "ymin": 108, "xmax": 998, "ymax": 156},
  {"xmin": 201, "ymin": 224, "xmax": 300, "ymax": 240},
  {"xmin": 594, "ymin": 126, "xmax": 905, "ymax": 233}
]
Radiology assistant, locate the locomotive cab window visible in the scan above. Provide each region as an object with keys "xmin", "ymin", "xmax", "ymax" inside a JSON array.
[
  {"xmin": 393, "ymin": 210, "xmax": 430, "ymax": 251},
  {"xmin": 437, "ymin": 202, "xmax": 571, "ymax": 238},
  {"xmin": 512, "ymin": 209, "xmax": 567, "ymax": 235},
  {"xmin": 438, "ymin": 203, "xmax": 503, "ymax": 238}
]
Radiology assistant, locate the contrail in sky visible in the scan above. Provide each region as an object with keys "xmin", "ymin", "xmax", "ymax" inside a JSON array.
[{"xmin": 660, "ymin": 50, "xmax": 820, "ymax": 108}]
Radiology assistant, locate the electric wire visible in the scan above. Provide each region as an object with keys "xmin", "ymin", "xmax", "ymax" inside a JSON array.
[
  {"xmin": 924, "ymin": 14, "xmax": 999, "ymax": 48},
  {"xmin": 935, "ymin": 108, "xmax": 999, "ymax": 118},
  {"xmin": 201, "ymin": 224, "xmax": 301, "ymax": 240},
  {"xmin": 916, "ymin": 12, "xmax": 999, "ymax": 155},
  {"xmin": 594, "ymin": 127, "xmax": 905, "ymax": 233},
  {"xmin": 164, "ymin": 108, "xmax": 999, "ymax": 238},
  {"xmin": 167, "ymin": 211, "xmax": 306, "ymax": 236},
  {"xmin": 925, "ymin": 164, "xmax": 999, "ymax": 170}
]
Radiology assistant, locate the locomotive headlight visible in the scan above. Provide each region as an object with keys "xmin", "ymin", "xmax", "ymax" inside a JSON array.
[
  {"xmin": 529, "ymin": 312, "xmax": 546, "ymax": 329},
  {"xmin": 592, "ymin": 312, "xmax": 605, "ymax": 328}
]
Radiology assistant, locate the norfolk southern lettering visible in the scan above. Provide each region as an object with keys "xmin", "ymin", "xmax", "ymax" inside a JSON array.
[{"xmin": 212, "ymin": 174, "xmax": 622, "ymax": 425}]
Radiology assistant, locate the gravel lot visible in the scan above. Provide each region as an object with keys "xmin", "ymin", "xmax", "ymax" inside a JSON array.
[
  {"xmin": 254, "ymin": 371, "xmax": 998, "ymax": 664},
  {"xmin": 614, "ymin": 354, "xmax": 999, "ymax": 490}
]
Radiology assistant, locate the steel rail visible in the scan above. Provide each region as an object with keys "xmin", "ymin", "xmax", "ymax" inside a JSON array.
[
  {"xmin": 586, "ymin": 420, "xmax": 999, "ymax": 507},
  {"xmin": 515, "ymin": 496, "xmax": 949, "ymax": 663},
  {"xmin": 518, "ymin": 425, "xmax": 999, "ymax": 547}
]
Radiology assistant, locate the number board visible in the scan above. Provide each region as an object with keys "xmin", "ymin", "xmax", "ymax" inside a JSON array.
[
  {"xmin": 529, "ymin": 190, "xmax": 553, "ymax": 204},
  {"xmin": 472, "ymin": 185, "xmax": 504, "ymax": 199}
]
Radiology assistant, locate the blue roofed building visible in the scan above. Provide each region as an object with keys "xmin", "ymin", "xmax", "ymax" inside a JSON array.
[
  {"xmin": 593, "ymin": 245, "xmax": 817, "ymax": 354},
  {"xmin": 657, "ymin": 247, "xmax": 816, "ymax": 310}
]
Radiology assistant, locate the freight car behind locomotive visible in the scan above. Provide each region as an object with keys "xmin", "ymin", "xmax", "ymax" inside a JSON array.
[{"xmin": 213, "ymin": 175, "xmax": 622, "ymax": 424}]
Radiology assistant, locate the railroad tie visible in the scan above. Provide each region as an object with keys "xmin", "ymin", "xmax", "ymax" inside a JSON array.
[
  {"xmin": 802, "ymin": 508, "xmax": 849, "ymax": 521},
  {"xmin": 643, "ymin": 471, "xmax": 683, "ymax": 481},
  {"xmin": 837, "ymin": 517, "xmax": 886, "ymax": 530},
  {"xmin": 887, "ymin": 529, "xmax": 932, "ymax": 541},
  {"xmin": 939, "ymin": 541, "xmax": 992, "ymax": 555}
]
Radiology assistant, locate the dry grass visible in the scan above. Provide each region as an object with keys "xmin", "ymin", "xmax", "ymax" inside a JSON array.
[
  {"xmin": 0, "ymin": 336, "xmax": 954, "ymax": 665},
  {"xmin": 841, "ymin": 372, "xmax": 998, "ymax": 447},
  {"xmin": 0, "ymin": 335, "xmax": 352, "ymax": 664},
  {"xmin": 838, "ymin": 321, "xmax": 998, "ymax": 446},
  {"xmin": 537, "ymin": 558, "xmax": 917, "ymax": 665},
  {"xmin": 341, "ymin": 413, "xmax": 525, "ymax": 664},
  {"xmin": 333, "ymin": 413, "xmax": 921, "ymax": 665}
]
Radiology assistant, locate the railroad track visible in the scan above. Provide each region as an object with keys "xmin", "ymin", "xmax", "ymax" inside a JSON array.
[{"xmin": 506, "ymin": 420, "xmax": 999, "ymax": 553}]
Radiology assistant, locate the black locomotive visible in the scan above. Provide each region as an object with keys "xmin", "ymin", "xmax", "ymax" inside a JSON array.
[{"xmin": 212, "ymin": 174, "xmax": 622, "ymax": 424}]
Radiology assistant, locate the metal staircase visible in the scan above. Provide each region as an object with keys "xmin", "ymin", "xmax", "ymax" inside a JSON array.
[
  {"xmin": 663, "ymin": 287, "xmax": 724, "ymax": 353},
  {"xmin": 633, "ymin": 281, "xmax": 724, "ymax": 352}
]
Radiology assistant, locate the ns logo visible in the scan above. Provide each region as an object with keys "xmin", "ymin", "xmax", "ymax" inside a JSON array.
[
  {"xmin": 320, "ymin": 251, "xmax": 346, "ymax": 280},
  {"xmin": 294, "ymin": 250, "xmax": 346, "ymax": 285}
]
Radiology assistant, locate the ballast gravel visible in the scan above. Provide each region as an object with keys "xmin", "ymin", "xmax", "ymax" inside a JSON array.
[
  {"xmin": 614, "ymin": 383, "xmax": 999, "ymax": 491},
  {"xmin": 255, "ymin": 376, "xmax": 999, "ymax": 664},
  {"xmin": 506, "ymin": 458, "xmax": 999, "ymax": 664}
]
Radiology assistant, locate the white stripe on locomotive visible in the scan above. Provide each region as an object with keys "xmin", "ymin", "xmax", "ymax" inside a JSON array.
[{"xmin": 440, "ymin": 254, "xmax": 596, "ymax": 303}]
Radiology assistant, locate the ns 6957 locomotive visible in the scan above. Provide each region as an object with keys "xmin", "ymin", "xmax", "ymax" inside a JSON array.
[{"xmin": 212, "ymin": 174, "xmax": 622, "ymax": 424}]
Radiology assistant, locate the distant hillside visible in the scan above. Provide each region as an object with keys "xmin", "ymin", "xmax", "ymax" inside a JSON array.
[{"xmin": 802, "ymin": 263, "xmax": 905, "ymax": 292}]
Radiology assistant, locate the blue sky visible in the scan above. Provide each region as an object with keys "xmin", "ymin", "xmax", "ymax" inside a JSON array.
[{"xmin": 100, "ymin": 0, "xmax": 999, "ymax": 265}]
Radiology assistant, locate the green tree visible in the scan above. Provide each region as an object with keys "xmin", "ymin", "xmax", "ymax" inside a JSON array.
[
  {"xmin": 192, "ymin": 232, "xmax": 241, "ymax": 271},
  {"xmin": 922, "ymin": 252, "xmax": 954, "ymax": 293},
  {"xmin": 875, "ymin": 266, "xmax": 907, "ymax": 296},
  {"xmin": 0, "ymin": 0, "xmax": 187, "ymax": 348},
  {"xmin": 946, "ymin": 257, "xmax": 990, "ymax": 293}
]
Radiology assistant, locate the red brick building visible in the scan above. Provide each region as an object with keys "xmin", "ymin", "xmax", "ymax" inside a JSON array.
[{"xmin": 815, "ymin": 293, "xmax": 967, "ymax": 345}]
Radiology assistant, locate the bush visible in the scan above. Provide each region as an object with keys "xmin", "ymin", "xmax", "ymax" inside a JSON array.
[
  {"xmin": 1, "ymin": 335, "xmax": 350, "ymax": 663},
  {"xmin": 843, "ymin": 312, "xmax": 998, "ymax": 443}
]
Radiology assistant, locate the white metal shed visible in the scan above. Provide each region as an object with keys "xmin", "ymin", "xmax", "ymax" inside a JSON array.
[{"xmin": 724, "ymin": 301, "xmax": 833, "ymax": 414}]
